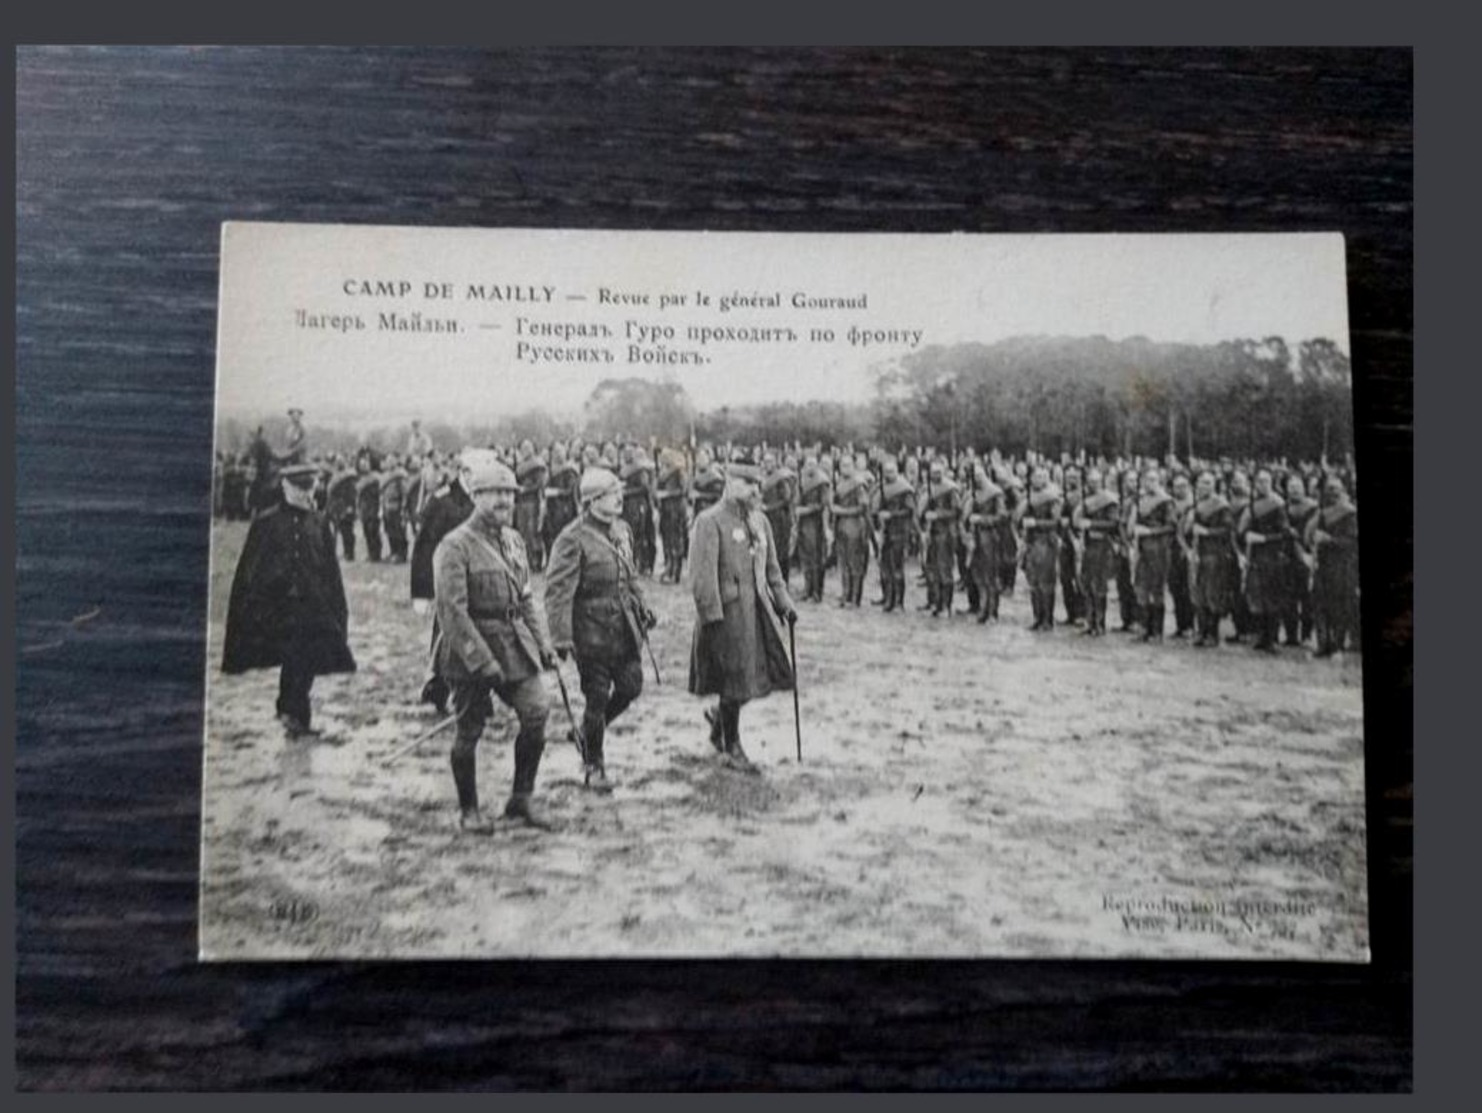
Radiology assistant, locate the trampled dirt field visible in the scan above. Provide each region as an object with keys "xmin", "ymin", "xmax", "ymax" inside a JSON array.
[{"xmin": 200, "ymin": 521, "xmax": 1369, "ymax": 960}]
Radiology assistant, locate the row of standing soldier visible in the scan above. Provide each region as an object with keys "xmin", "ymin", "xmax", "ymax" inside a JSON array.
[{"xmin": 222, "ymin": 414, "xmax": 1358, "ymax": 660}]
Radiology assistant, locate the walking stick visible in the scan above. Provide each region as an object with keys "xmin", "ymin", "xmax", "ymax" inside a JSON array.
[
  {"xmin": 788, "ymin": 617, "xmax": 802, "ymax": 763},
  {"xmin": 552, "ymin": 662, "xmax": 587, "ymax": 764},
  {"xmin": 642, "ymin": 634, "xmax": 663, "ymax": 685},
  {"xmin": 381, "ymin": 711, "xmax": 458, "ymax": 768}
]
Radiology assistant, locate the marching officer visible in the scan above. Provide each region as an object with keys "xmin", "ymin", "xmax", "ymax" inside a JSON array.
[
  {"xmin": 688, "ymin": 462, "xmax": 797, "ymax": 774},
  {"xmin": 433, "ymin": 451, "xmax": 559, "ymax": 833},
  {"xmin": 545, "ymin": 468, "xmax": 657, "ymax": 792}
]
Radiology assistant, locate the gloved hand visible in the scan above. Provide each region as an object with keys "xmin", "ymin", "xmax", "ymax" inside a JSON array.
[
  {"xmin": 539, "ymin": 647, "xmax": 559, "ymax": 670},
  {"xmin": 479, "ymin": 662, "xmax": 505, "ymax": 685},
  {"xmin": 643, "ymin": 607, "xmax": 658, "ymax": 631},
  {"xmin": 779, "ymin": 603, "xmax": 798, "ymax": 626},
  {"xmin": 555, "ymin": 645, "xmax": 571, "ymax": 662}
]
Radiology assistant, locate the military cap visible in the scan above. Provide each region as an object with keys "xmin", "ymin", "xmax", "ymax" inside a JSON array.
[
  {"xmin": 727, "ymin": 463, "xmax": 765, "ymax": 483},
  {"xmin": 279, "ymin": 461, "xmax": 319, "ymax": 481},
  {"xmin": 461, "ymin": 449, "xmax": 518, "ymax": 493},
  {"xmin": 579, "ymin": 467, "xmax": 622, "ymax": 502}
]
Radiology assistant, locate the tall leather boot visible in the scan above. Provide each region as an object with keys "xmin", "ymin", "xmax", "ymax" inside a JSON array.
[
  {"xmin": 504, "ymin": 725, "xmax": 555, "ymax": 829},
  {"xmin": 581, "ymin": 715, "xmax": 612, "ymax": 794},
  {"xmin": 919, "ymin": 583, "xmax": 936, "ymax": 611},
  {"xmin": 451, "ymin": 742, "xmax": 492, "ymax": 833},
  {"xmin": 721, "ymin": 699, "xmax": 758, "ymax": 775},
  {"xmin": 704, "ymin": 703, "xmax": 725, "ymax": 753}
]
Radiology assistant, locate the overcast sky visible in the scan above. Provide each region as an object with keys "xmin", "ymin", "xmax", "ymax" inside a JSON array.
[{"xmin": 216, "ymin": 224, "xmax": 1349, "ymax": 424}]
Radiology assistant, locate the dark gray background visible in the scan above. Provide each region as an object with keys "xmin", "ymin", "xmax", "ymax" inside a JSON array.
[{"xmin": 14, "ymin": 46, "xmax": 1412, "ymax": 1090}]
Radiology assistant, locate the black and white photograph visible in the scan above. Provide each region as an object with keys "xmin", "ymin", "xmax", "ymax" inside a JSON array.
[{"xmin": 200, "ymin": 223, "xmax": 1366, "ymax": 960}]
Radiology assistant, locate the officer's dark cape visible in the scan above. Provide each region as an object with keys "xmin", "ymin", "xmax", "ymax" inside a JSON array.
[{"xmin": 222, "ymin": 505, "xmax": 357, "ymax": 676}]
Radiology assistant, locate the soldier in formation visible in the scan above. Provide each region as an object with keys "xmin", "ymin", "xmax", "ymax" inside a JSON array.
[
  {"xmin": 655, "ymin": 448, "xmax": 690, "ymax": 585},
  {"xmin": 830, "ymin": 453, "xmax": 872, "ymax": 608},
  {"xmin": 1073, "ymin": 468, "xmax": 1120, "ymax": 636},
  {"xmin": 1017, "ymin": 466, "xmax": 1062, "ymax": 631},
  {"xmin": 918, "ymin": 460, "xmax": 961, "ymax": 616}
]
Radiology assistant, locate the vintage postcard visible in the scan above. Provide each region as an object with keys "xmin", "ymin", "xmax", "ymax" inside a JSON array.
[{"xmin": 201, "ymin": 223, "xmax": 1367, "ymax": 960}]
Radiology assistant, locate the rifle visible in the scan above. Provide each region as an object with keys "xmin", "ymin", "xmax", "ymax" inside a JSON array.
[{"xmin": 920, "ymin": 463, "xmax": 935, "ymax": 559}]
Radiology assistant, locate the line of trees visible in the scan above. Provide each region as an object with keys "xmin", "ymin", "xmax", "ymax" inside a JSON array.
[
  {"xmin": 216, "ymin": 334, "xmax": 1353, "ymax": 464},
  {"xmin": 872, "ymin": 335, "xmax": 1352, "ymax": 462}
]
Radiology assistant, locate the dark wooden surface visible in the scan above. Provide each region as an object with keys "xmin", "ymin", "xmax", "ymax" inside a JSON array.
[{"xmin": 14, "ymin": 46, "xmax": 1412, "ymax": 1091}]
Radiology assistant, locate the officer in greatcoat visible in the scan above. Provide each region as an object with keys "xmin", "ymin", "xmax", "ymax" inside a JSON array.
[
  {"xmin": 687, "ymin": 462, "xmax": 797, "ymax": 774},
  {"xmin": 545, "ymin": 468, "xmax": 657, "ymax": 792},
  {"xmin": 433, "ymin": 451, "xmax": 559, "ymax": 832},
  {"xmin": 222, "ymin": 461, "xmax": 356, "ymax": 738}
]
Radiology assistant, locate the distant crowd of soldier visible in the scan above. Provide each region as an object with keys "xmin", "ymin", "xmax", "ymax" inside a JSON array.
[{"xmin": 217, "ymin": 409, "xmax": 1361, "ymax": 662}]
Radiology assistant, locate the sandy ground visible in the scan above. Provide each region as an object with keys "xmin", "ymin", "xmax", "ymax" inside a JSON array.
[{"xmin": 199, "ymin": 521, "xmax": 1368, "ymax": 960}]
